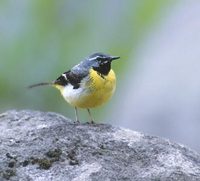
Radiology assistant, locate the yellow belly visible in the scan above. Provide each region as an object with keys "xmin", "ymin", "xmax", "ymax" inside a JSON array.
[{"xmin": 60, "ymin": 69, "xmax": 116, "ymax": 108}]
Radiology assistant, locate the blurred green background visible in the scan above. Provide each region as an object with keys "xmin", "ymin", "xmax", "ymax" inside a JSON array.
[
  {"xmin": 2, "ymin": 0, "xmax": 200, "ymax": 152},
  {"xmin": 0, "ymin": 0, "xmax": 173, "ymax": 120}
]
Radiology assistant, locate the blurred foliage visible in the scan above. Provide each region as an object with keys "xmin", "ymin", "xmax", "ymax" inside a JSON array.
[{"xmin": 0, "ymin": 0, "xmax": 173, "ymax": 121}]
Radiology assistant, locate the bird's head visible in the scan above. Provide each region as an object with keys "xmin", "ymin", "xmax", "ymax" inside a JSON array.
[{"xmin": 88, "ymin": 53, "xmax": 120, "ymax": 75}]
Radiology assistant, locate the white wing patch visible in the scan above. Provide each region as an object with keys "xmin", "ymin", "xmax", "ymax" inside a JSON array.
[{"xmin": 62, "ymin": 73, "xmax": 67, "ymax": 79}]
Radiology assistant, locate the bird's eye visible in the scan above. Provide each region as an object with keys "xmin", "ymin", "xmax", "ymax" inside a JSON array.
[{"xmin": 96, "ymin": 57, "xmax": 102, "ymax": 61}]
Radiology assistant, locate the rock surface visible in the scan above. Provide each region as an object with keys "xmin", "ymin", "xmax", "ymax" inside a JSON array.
[{"xmin": 0, "ymin": 110, "xmax": 200, "ymax": 181}]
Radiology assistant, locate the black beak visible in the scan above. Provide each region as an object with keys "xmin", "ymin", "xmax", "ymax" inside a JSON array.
[{"xmin": 110, "ymin": 56, "xmax": 120, "ymax": 61}]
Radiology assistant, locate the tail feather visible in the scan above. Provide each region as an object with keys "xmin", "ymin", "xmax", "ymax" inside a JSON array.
[{"xmin": 28, "ymin": 82, "xmax": 53, "ymax": 89}]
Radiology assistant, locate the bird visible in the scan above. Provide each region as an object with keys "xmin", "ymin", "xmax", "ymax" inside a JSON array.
[{"xmin": 28, "ymin": 52, "xmax": 120, "ymax": 123}]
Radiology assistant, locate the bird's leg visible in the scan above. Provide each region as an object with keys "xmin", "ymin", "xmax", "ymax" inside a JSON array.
[
  {"xmin": 87, "ymin": 108, "xmax": 94, "ymax": 124},
  {"xmin": 74, "ymin": 107, "xmax": 80, "ymax": 123}
]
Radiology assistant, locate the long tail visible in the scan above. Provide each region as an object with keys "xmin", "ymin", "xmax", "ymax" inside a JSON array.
[{"xmin": 28, "ymin": 82, "xmax": 53, "ymax": 89}]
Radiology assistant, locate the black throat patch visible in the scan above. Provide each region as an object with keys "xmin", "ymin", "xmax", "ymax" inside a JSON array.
[{"xmin": 93, "ymin": 62, "xmax": 111, "ymax": 76}]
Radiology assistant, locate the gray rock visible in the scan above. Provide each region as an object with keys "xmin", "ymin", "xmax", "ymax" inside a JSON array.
[{"xmin": 0, "ymin": 110, "xmax": 200, "ymax": 181}]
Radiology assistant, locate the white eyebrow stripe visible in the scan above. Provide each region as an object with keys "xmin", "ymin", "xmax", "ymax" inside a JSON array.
[{"xmin": 89, "ymin": 56, "xmax": 100, "ymax": 61}]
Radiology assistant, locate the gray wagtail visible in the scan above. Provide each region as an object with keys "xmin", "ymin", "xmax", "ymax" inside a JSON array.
[{"xmin": 29, "ymin": 52, "xmax": 120, "ymax": 123}]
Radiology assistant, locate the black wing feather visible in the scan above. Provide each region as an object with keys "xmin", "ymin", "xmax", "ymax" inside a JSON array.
[
  {"xmin": 54, "ymin": 70, "xmax": 86, "ymax": 89},
  {"xmin": 54, "ymin": 59, "xmax": 90, "ymax": 89}
]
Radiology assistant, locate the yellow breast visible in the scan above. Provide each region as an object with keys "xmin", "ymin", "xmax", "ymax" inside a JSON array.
[
  {"xmin": 61, "ymin": 69, "xmax": 116, "ymax": 108},
  {"xmin": 85, "ymin": 68, "xmax": 116, "ymax": 108}
]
